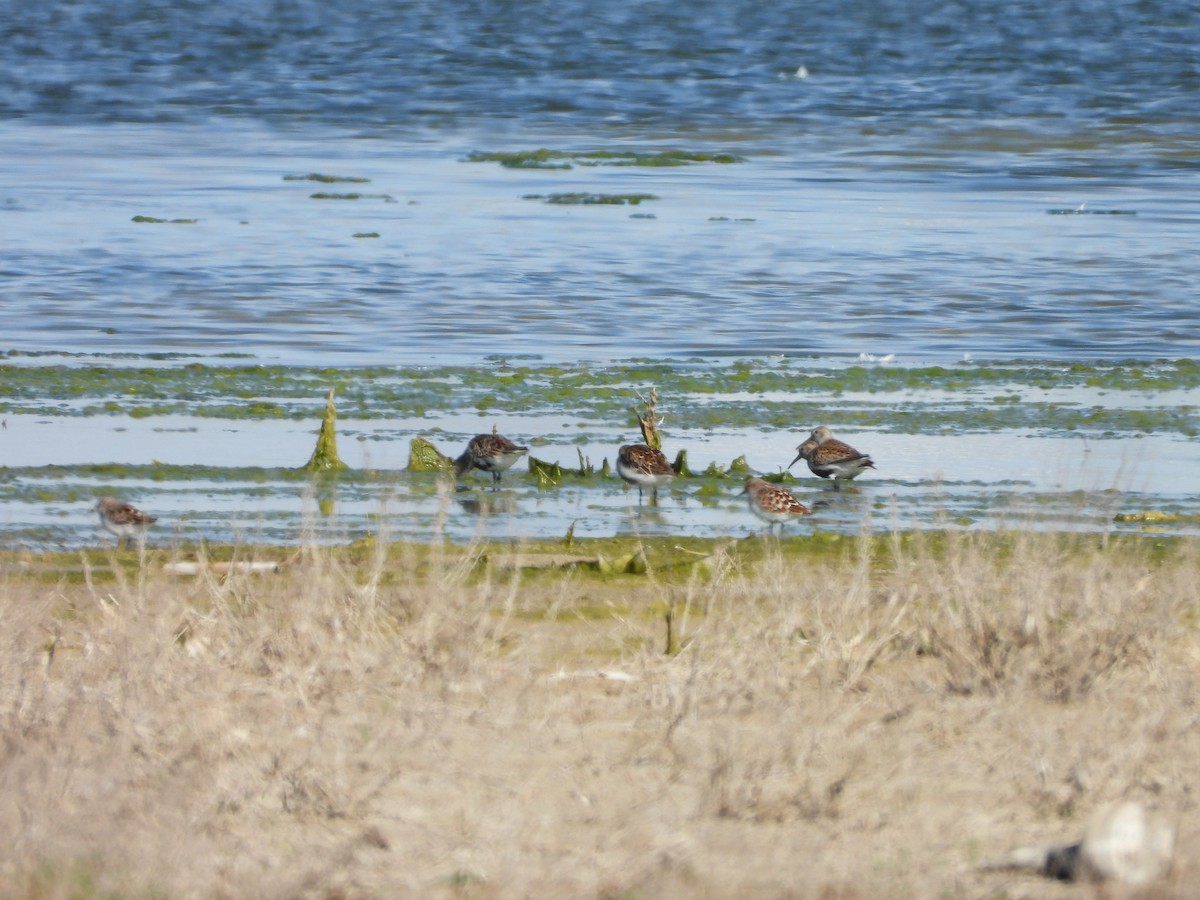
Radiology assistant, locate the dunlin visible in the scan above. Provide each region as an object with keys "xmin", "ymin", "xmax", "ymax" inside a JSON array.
[
  {"xmin": 743, "ymin": 477, "xmax": 811, "ymax": 533},
  {"xmin": 790, "ymin": 425, "xmax": 875, "ymax": 489},
  {"xmin": 95, "ymin": 496, "xmax": 157, "ymax": 547},
  {"xmin": 454, "ymin": 433, "xmax": 529, "ymax": 485},
  {"xmin": 616, "ymin": 443, "xmax": 675, "ymax": 504}
]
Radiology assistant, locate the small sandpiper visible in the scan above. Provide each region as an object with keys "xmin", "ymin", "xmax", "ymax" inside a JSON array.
[
  {"xmin": 616, "ymin": 443, "xmax": 675, "ymax": 504},
  {"xmin": 790, "ymin": 425, "xmax": 875, "ymax": 489},
  {"xmin": 454, "ymin": 433, "xmax": 529, "ymax": 485},
  {"xmin": 743, "ymin": 477, "xmax": 812, "ymax": 534},
  {"xmin": 95, "ymin": 496, "xmax": 157, "ymax": 547}
]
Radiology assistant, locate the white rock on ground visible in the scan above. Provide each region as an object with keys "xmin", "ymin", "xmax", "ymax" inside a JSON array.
[{"xmin": 976, "ymin": 801, "xmax": 1175, "ymax": 887}]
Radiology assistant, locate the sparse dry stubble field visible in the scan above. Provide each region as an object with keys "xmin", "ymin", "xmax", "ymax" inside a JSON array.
[{"xmin": 1, "ymin": 529, "xmax": 1197, "ymax": 899}]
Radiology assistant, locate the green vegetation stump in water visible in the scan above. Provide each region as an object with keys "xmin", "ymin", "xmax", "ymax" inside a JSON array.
[
  {"xmin": 529, "ymin": 449, "xmax": 598, "ymax": 485},
  {"xmin": 672, "ymin": 449, "xmax": 694, "ymax": 477},
  {"xmin": 304, "ymin": 389, "xmax": 349, "ymax": 473},
  {"xmin": 728, "ymin": 455, "xmax": 752, "ymax": 476},
  {"xmin": 529, "ymin": 456, "xmax": 565, "ymax": 485},
  {"xmin": 762, "ymin": 471, "xmax": 798, "ymax": 484},
  {"xmin": 576, "ymin": 448, "xmax": 595, "ymax": 476},
  {"xmin": 408, "ymin": 437, "xmax": 454, "ymax": 473}
]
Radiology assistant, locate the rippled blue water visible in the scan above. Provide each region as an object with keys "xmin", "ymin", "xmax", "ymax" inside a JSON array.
[
  {"xmin": 3, "ymin": 0, "xmax": 1199, "ymax": 547},
  {"xmin": 2, "ymin": 0, "xmax": 1198, "ymax": 363}
]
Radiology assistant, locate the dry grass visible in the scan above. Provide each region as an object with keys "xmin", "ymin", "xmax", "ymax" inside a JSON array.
[{"xmin": 1, "ymin": 529, "xmax": 1198, "ymax": 898}]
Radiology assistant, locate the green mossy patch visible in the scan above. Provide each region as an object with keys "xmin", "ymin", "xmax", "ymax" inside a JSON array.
[
  {"xmin": 303, "ymin": 389, "xmax": 348, "ymax": 473},
  {"xmin": 1112, "ymin": 510, "xmax": 1200, "ymax": 528},
  {"xmin": 4, "ymin": 531, "xmax": 1189, "ymax": 588},
  {"xmin": 284, "ymin": 173, "xmax": 371, "ymax": 183},
  {"xmin": 408, "ymin": 437, "xmax": 454, "ymax": 473},
  {"xmin": 309, "ymin": 192, "xmax": 396, "ymax": 202},
  {"xmin": 466, "ymin": 149, "xmax": 746, "ymax": 169},
  {"xmin": 1, "ymin": 358, "xmax": 1197, "ymax": 438},
  {"xmin": 131, "ymin": 216, "xmax": 198, "ymax": 224},
  {"xmin": 468, "ymin": 149, "xmax": 573, "ymax": 170},
  {"xmin": 523, "ymin": 193, "xmax": 658, "ymax": 205}
]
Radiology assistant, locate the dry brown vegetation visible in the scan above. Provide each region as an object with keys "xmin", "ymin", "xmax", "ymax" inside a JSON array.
[{"xmin": 1, "ymin": 529, "xmax": 1198, "ymax": 899}]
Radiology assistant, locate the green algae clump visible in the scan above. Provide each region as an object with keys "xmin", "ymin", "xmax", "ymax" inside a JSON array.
[
  {"xmin": 309, "ymin": 192, "xmax": 397, "ymax": 202},
  {"xmin": 727, "ymin": 455, "xmax": 752, "ymax": 475},
  {"xmin": 671, "ymin": 450, "xmax": 694, "ymax": 477},
  {"xmin": 303, "ymin": 389, "xmax": 349, "ymax": 473},
  {"xmin": 524, "ymin": 193, "xmax": 658, "ymax": 206},
  {"xmin": 408, "ymin": 437, "xmax": 454, "ymax": 473},
  {"xmin": 1114, "ymin": 511, "xmax": 1182, "ymax": 524},
  {"xmin": 131, "ymin": 216, "xmax": 198, "ymax": 224},
  {"xmin": 284, "ymin": 173, "xmax": 370, "ymax": 183},
  {"xmin": 466, "ymin": 149, "xmax": 745, "ymax": 169},
  {"xmin": 528, "ymin": 456, "xmax": 566, "ymax": 485}
]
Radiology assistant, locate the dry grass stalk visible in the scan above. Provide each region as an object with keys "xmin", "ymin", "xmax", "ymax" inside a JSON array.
[
  {"xmin": 634, "ymin": 386, "xmax": 664, "ymax": 450},
  {"xmin": 0, "ymin": 529, "xmax": 1197, "ymax": 898}
]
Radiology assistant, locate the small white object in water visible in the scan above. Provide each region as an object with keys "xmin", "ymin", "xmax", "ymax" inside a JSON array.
[{"xmin": 795, "ymin": 65, "xmax": 809, "ymax": 79}]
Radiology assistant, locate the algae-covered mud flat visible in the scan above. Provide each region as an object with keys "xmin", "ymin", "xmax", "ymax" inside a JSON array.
[{"xmin": 2, "ymin": 355, "xmax": 1197, "ymax": 549}]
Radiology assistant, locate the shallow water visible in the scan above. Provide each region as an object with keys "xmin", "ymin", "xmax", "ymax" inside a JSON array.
[
  {"xmin": 2, "ymin": 0, "xmax": 1198, "ymax": 547},
  {"xmin": 0, "ymin": 431, "xmax": 1176, "ymax": 549},
  {"xmin": 1, "ymin": 358, "xmax": 1195, "ymax": 548},
  {"xmin": 4, "ymin": 123, "xmax": 1199, "ymax": 364}
]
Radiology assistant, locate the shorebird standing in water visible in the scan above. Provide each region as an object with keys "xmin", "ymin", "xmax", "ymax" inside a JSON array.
[
  {"xmin": 454, "ymin": 433, "xmax": 529, "ymax": 486},
  {"xmin": 742, "ymin": 477, "xmax": 812, "ymax": 534},
  {"xmin": 790, "ymin": 425, "xmax": 875, "ymax": 489},
  {"xmin": 95, "ymin": 496, "xmax": 157, "ymax": 548},
  {"xmin": 616, "ymin": 443, "xmax": 675, "ymax": 505}
]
